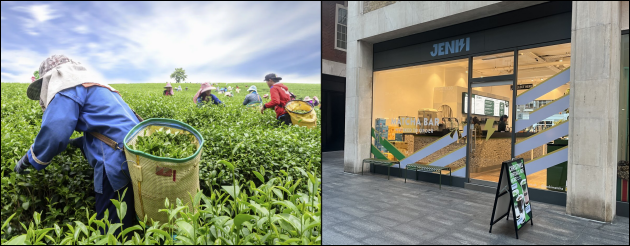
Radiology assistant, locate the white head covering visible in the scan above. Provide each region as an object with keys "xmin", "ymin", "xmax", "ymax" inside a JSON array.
[{"xmin": 40, "ymin": 62, "xmax": 116, "ymax": 111}]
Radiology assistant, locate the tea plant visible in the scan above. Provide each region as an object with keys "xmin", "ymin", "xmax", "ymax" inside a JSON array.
[
  {"xmin": 132, "ymin": 128, "xmax": 198, "ymax": 159},
  {"xmin": 1, "ymin": 82, "xmax": 321, "ymax": 243}
]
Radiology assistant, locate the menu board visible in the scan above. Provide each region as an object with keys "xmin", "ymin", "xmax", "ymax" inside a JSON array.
[
  {"xmin": 507, "ymin": 159, "xmax": 532, "ymax": 229},
  {"xmin": 462, "ymin": 93, "xmax": 509, "ymax": 117},
  {"xmin": 475, "ymin": 95, "xmax": 486, "ymax": 115},
  {"xmin": 489, "ymin": 158, "xmax": 533, "ymax": 239}
]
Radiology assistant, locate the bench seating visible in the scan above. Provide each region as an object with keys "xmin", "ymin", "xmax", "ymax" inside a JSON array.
[
  {"xmin": 405, "ymin": 164, "xmax": 452, "ymax": 189},
  {"xmin": 362, "ymin": 158, "xmax": 400, "ymax": 180}
]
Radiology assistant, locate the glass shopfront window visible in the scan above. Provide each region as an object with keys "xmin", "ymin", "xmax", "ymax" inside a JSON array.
[
  {"xmin": 372, "ymin": 59, "xmax": 469, "ymax": 177},
  {"xmin": 472, "ymin": 52, "xmax": 515, "ymax": 78},
  {"xmin": 371, "ymin": 41, "xmax": 573, "ymax": 192},
  {"xmin": 515, "ymin": 43, "xmax": 571, "ymax": 192}
]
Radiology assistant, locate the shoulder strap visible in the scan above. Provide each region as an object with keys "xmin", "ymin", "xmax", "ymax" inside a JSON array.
[
  {"xmin": 87, "ymin": 108, "xmax": 143, "ymax": 151},
  {"xmin": 132, "ymin": 109, "xmax": 144, "ymax": 122},
  {"xmin": 89, "ymin": 132, "xmax": 122, "ymax": 150}
]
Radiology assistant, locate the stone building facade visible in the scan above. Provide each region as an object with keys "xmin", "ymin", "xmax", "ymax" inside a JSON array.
[{"xmin": 343, "ymin": 1, "xmax": 630, "ymax": 222}]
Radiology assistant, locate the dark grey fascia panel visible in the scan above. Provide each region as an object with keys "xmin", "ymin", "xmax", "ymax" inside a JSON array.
[
  {"xmin": 373, "ymin": 12, "xmax": 572, "ymax": 71},
  {"xmin": 373, "ymin": 1, "xmax": 572, "ymax": 53}
]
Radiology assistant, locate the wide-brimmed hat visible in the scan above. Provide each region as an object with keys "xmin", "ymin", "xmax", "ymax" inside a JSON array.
[
  {"xmin": 264, "ymin": 73, "xmax": 282, "ymax": 82},
  {"xmin": 303, "ymin": 96, "xmax": 312, "ymax": 101},
  {"xmin": 247, "ymin": 85, "xmax": 257, "ymax": 92},
  {"xmin": 192, "ymin": 82, "xmax": 216, "ymax": 103},
  {"xmin": 165, "ymin": 82, "xmax": 173, "ymax": 88},
  {"xmin": 27, "ymin": 55, "xmax": 75, "ymax": 100}
]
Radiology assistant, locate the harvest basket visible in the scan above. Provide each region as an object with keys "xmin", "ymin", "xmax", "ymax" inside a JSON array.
[
  {"xmin": 285, "ymin": 100, "xmax": 317, "ymax": 129},
  {"xmin": 123, "ymin": 118, "xmax": 204, "ymax": 224}
]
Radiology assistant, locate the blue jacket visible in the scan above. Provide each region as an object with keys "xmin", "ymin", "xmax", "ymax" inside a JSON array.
[
  {"xmin": 27, "ymin": 85, "xmax": 140, "ymax": 194},
  {"xmin": 196, "ymin": 94, "xmax": 222, "ymax": 107}
]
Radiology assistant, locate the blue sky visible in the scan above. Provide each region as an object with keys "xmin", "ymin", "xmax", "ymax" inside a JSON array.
[{"xmin": 1, "ymin": 1, "xmax": 321, "ymax": 84}]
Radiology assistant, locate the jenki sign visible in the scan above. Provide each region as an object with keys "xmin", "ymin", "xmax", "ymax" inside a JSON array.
[{"xmin": 430, "ymin": 37, "xmax": 470, "ymax": 57}]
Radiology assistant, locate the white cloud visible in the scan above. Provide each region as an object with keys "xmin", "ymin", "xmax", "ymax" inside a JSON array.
[
  {"xmin": 0, "ymin": 49, "xmax": 45, "ymax": 82},
  {"xmin": 73, "ymin": 25, "xmax": 89, "ymax": 34},
  {"xmin": 11, "ymin": 4, "xmax": 60, "ymax": 36},
  {"xmin": 23, "ymin": 4, "xmax": 59, "ymax": 23}
]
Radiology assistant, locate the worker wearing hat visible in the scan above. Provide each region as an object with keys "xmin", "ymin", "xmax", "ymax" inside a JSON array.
[
  {"xmin": 261, "ymin": 73, "xmax": 292, "ymax": 125},
  {"xmin": 303, "ymin": 96, "xmax": 319, "ymax": 107},
  {"xmin": 164, "ymin": 82, "xmax": 174, "ymax": 96},
  {"xmin": 13, "ymin": 55, "xmax": 141, "ymax": 235},
  {"xmin": 193, "ymin": 82, "xmax": 223, "ymax": 107},
  {"xmin": 242, "ymin": 85, "xmax": 263, "ymax": 106}
]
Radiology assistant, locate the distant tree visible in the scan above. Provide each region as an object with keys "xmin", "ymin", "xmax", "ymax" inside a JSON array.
[{"xmin": 170, "ymin": 68, "xmax": 187, "ymax": 83}]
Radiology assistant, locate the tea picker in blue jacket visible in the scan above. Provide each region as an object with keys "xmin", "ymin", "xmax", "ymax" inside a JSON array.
[{"xmin": 13, "ymin": 55, "xmax": 140, "ymax": 235}]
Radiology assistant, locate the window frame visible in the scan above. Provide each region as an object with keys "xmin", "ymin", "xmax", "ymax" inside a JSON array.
[{"xmin": 334, "ymin": 3, "xmax": 348, "ymax": 51}]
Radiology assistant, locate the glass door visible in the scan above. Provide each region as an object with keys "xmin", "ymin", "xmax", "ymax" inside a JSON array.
[{"xmin": 466, "ymin": 51, "xmax": 517, "ymax": 185}]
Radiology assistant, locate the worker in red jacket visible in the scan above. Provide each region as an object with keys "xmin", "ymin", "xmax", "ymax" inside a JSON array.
[{"xmin": 261, "ymin": 73, "xmax": 292, "ymax": 126}]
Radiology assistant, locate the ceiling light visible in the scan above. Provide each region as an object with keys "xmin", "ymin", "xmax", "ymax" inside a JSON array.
[
  {"xmin": 559, "ymin": 59, "xmax": 563, "ymax": 62},
  {"xmin": 540, "ymin": 78, "xmax": 543, "ymax": 80}
]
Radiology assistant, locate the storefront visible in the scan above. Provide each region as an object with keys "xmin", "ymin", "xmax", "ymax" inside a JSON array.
[{"xmin": 344, "ymin": 1, "xmax": 629, "ymax": 220}]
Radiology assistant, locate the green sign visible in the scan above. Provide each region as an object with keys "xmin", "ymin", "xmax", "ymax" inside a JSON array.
[
  {"xmin": 484, "ymin": 100, "xmax": 494, "ymax": 116},
  {"xmin": 507, "ymin": 159, "xmax": 532, "ymax": 230},
  {"xmin": 499, "ymin": 102, "xmax": 505, "ymax": 116}
]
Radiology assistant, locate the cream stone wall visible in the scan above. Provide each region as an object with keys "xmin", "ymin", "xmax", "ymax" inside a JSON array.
[{"xmin": 622, "ymin": 1, "xmax": 629, "ymax": 30}]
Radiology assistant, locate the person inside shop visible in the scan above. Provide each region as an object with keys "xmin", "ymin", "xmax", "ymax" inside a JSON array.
[
  {"xmin": 242, "ymin": 85, "xmax": 263, "ymax": 106},
  {"xmin": 163, "ymin": 82, "xmax": 174, "ymax": 96},
  {"xmin": 13, "ymin": 55, "xmax": 141, "ymax": 236},
  {"xmin": 261, "ymin": 73, "xmax": 292, "ymax": 126},
  {"xmin": 194, "ymin": 82, "xmax": 224, "ymax": 107},
  {"xmin": 473, "ymin": 116, "xmax": 483, "ymax": 137},
  {"xmin": 498, "ymin": 115, "xmax": 509, "ymax": 132}
]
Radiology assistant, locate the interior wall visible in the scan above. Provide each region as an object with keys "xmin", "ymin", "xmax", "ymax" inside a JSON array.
[{"xmin": 373, "ymin": 66, "xmax": 446, "ymax": 125}]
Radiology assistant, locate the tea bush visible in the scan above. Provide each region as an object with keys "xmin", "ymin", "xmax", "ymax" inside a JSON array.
[{"xmin": 1, "ymin": 82, "xmax": 321, "ymax": 244}]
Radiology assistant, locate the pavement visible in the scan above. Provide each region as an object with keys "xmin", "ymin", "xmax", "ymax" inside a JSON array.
[{"xmin": 322, "ymin": 151, "xmax": 630, "ymax": 245}]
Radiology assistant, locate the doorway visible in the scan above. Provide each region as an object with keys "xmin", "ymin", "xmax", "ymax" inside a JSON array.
[{"xmin": 466, "ymin": 51, "xmax": 517, "ymax": 186}]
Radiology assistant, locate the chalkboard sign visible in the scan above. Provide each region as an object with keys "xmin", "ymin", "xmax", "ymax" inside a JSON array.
[{"xmin": 489, "ymin": 158, "xmax": 533, "ymax": 239}]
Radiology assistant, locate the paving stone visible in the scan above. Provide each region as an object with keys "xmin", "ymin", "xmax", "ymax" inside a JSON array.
[
  {"xmin": 322, "ymin": 230, "xmax": 363, "ymax": 245},
  {"xmin": 361, "ymin": 236, "xmax": 405, "ymax": 245},
  {"xmin": 331, "ymin": 224, "xmax": 371, "ymax": 240},
  {"xmin": 346, "ymin": 217, "xmax": 387, "ymax": 233}
]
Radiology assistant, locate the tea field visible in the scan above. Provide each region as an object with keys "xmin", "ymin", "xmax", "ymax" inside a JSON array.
[{"xmin": 1, "ymin": 82, "xmax": 321, "ymax": 244}]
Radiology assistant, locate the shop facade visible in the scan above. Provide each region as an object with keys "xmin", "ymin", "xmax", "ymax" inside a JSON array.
[{"xmin": 344, "ymin": 1, "xmax": 629, "ymax": 222}]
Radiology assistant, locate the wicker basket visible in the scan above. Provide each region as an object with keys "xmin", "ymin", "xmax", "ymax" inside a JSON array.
[{"xmin": 123, "ymin": 118, "xmax": 204, "ymax": 224}]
